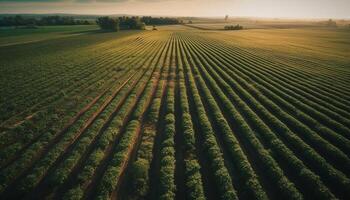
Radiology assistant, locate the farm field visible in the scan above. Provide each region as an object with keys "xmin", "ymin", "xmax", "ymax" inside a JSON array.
[
  {"xmin": 0, "ymin": 25, "xmax": 350, "ymax": 200},
  {"xmin": 0, "ymin": 25, "xmax": 99, "ymax": 47},
  {"xmin": 182, "ymin": 18, "xmax": 342, "ymax": 30}
]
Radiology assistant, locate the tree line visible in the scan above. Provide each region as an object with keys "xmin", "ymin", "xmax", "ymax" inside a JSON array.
[
  {"xmin": 0, "ymin": 15, "xmax": 182, "ymax": 30},
  {"xmin": 0, "ymin": 15, "xmax": 91, "ymax": 27},
  {"xmin": 224, "ymin": 24, "xmax": 243, "ymax": 30},
  {"xmin": 96, "ymin": 16, "xmax": 182, "ymax": 31},
  {"xmin": 96, "ymin": 16, "xmax": 146, "ymax": 31},
  {"xmin": 141, "ymin": 16, "xmax": 182, "ymax": 25}
]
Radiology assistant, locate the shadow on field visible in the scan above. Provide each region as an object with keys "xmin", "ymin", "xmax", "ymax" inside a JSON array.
[{"xmin": 63, "ymin": 29, "xmax": 117, "ymax": 35}]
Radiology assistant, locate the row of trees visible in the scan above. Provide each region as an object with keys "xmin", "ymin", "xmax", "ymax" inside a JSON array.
[
  {"xmin": 224, "ymin": 24, "xmax": 243, "ymax": 30},
  {"xmin": 0, "ymin": 15, "xmax": 182, "ymax": 30},
  {"xmin": 96, "ymin": 16, "xmax": 147, "ymax": 31},
  {"xmin": 96, "ymin": 16, "xmax": 182, "ymax": 31},
  {"xmin": 141, "ymin": 16, "xmax": 182, "ymax": 25},
  {"xmin": 0, "ymin": 15, "xmax": 90, "ymax": 27}
]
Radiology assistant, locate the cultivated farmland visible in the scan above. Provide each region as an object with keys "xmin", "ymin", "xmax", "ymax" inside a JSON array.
[{"xmin": 0, "ymin": 25, "xmax": 349, "ymax": 200}]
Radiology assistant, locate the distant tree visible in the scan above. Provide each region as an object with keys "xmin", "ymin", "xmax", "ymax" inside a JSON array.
[
  {"xmin": 38, "ymin": 16, "xmax": 75, "ymax": 25},
  {"xmin": 224, "ymin": 24, "xmax": 243, "ymax": 30},
  {"xmin": 140, "ymin": 16, "xmax": 181, "ymax": 25},
  {"xmin": 188, "ymin": 20, "xmax": 193, "ymax": 24},
  {"xmin": 96, "ymin": 16, "xmax": 147, "ymax": 31},
  {"xmin": 119, "ymin": 16, "xmax": 145, "ymax": 30},
  {"xmin": 0, "ymin": 15, "xmax": 178, "ymax": 28},
  {"xmin": 14, "ymin": 15, "xmax": 25, "ymax": 28},
  {"xmin": 96, "ymin": 17, "xmax": 120, "ymax": 31},
  {"xmin": 327, "ymin": 19, "xmax": 337, "ymax": 27},
  {"xmin": 0, "ymin": 15, "xmax": 91, "ymax": 27},
  {"xmin": 225, "ymin": 15, "xmax": 229, "ymax": 21},
  {"xmin": 74, "ymin": 19, "xmax": 91, "ymax": 25},
  {"xmin": 138, "ymin": 22, "xmax": 146, "ymax": 30}
]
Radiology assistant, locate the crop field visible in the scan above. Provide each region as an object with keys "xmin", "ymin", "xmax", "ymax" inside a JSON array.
[
  {"xmin": 0, "ymin": 25, "xmax": 350, "ymax": 200},
  {"xmin": 0, "ymin": 25, "xmax": 98, "ymax": 47},
  {"xmin": 182, "ymin": 18, "xmax": 339, "ymax": 30}
]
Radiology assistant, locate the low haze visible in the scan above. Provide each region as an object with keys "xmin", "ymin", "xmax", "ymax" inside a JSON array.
[{"xmin": 0, "ymin": 0, "xmax": 349, "ymax": 19}]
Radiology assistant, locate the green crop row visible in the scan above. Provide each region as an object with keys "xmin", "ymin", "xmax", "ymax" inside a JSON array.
[
  {"xmin": 187, "ymin": 34, "xmax": 350, "ymax": 198},
  {"xmin": 126, "ymin": 36, "xmax": 171, "ymax": 200},
  {"xmin": 0, "ymin": 39, "xmax": 160, "ymax": 198},
  {"xmin": 94, "ymin": 35, "xmax": 171, "ymax": 200},
  {"xmin": 182, "ymin": 33, "xmax": 348, "ymax": 199},
  {"xmin": 178, "ymin": 36, "xmax": 238, "ymax": 200},
  {"xmin": 179, "ymin": 33, "xmax": 303, "ymax": 200}
]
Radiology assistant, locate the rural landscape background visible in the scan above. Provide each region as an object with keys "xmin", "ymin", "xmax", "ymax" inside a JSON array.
[{"xmin": 0, "ymin": 0, "xmax": 350, "ymax": 199}]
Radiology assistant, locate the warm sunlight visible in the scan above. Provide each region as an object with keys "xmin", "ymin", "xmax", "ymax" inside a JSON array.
[
  {"xmin": 1, "ymin": 0, "xmax": 349, "ymax": 200},
  {"xmin": 0, "ymin": 0, "xmax": 349, "ymax": 19}
]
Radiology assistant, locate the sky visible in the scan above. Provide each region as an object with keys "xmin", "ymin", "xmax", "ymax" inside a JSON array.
[{"xmin": 0, "ymin": 0, "xmax": 349, "ymax": 19}]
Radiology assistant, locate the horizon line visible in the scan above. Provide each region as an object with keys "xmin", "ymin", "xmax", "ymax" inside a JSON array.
[{"xmin": 1, "ymin": 12, "xmax": 349, "ymax": 20}]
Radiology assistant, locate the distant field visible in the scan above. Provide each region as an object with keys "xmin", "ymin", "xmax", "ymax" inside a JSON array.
[
  {"xmin": 0, "ymin": 25, "xmax": 98, "ymax": 46},
  {"xmin": 0, "ymin": 25, "xmax": 349, "ymax": 200},
  {"xmin": 184, "ymin": 22, "xmax": 323, "ymax": 30},
  {"xmin": 185, "ymin": 19, "xmax": 350, "ymax": 30}
]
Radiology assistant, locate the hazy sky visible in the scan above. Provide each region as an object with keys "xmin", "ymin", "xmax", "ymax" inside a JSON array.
[{"xmin": 0, "ymin": 0, "xmax": 349, "ymax": 19}]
